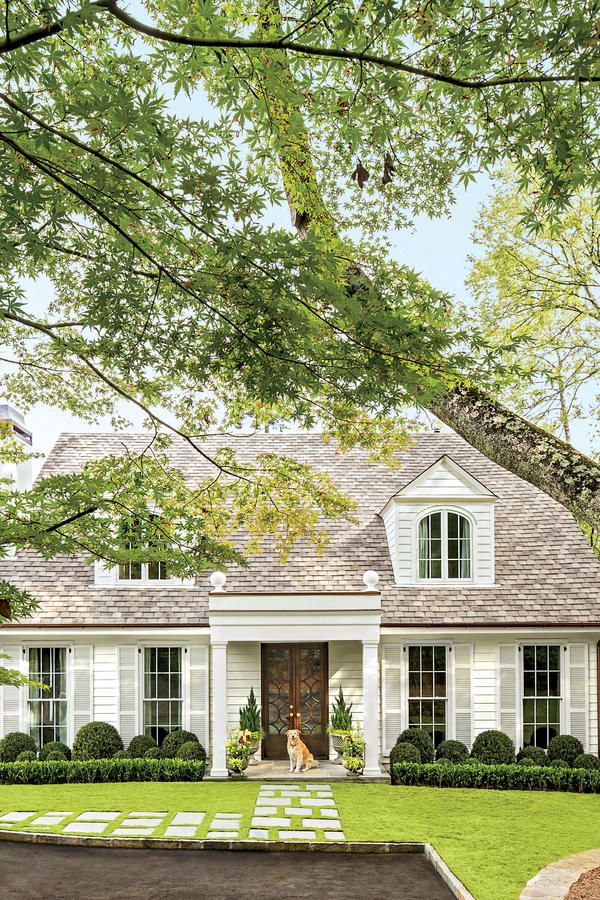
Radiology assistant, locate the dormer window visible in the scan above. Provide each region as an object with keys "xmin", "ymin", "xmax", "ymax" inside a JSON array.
[
  {"xmin": 117, "ymin": 516, "xmax": 169, "ymax": 583},
  {"xmin": 418, "ymin": 510, "xmax": 472, "ymax": 581}
]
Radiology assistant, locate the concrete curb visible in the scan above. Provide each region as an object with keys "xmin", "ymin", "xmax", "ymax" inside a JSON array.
[
  {"xmin": 0, "ymin": 829, "xmax": 472, "ymax": 897},
  {"xmin": 520, "ymin": 847, "xmax": 600, "ymax": 899}
]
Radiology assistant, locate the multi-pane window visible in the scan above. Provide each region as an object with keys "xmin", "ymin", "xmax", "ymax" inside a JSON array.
[
  {"xmin": 143, "ymin": 647, "xmax": 182, "ymax": 744},
  {"xmin": 418, "ymin": 511, "xmax": 471, "ymax": 580},
  {"xmin": 522, "ymin": 645, "xmax": 561, "ymax": 749},
  {"xmin": 28, "ymin": 647, "xmax": 68, "ymax": 748},
  {"xmin": 118, "ymin": 516, "xmax": 169, "ymax": 582},
  {"xmin": 408, "ymin": 645, "xmax": 447, "ymax": 746}
]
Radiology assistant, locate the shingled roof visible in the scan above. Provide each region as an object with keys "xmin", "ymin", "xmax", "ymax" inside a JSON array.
[{"xmin": 1, "ymin": 430, "xmax": 599, "ymax": 627}]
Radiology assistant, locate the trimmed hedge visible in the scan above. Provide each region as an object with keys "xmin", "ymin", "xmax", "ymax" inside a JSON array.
[
  {"xmin": 0, "ymin": 758, "xmax": 205, "ymax": 785},
  {"xmin": 390, "ymin": 742, "xmax": 420, "ymax": 765},
  {"xmin": 395, "ymin": 728, "xmax": 434, "ymax": 764},
  {"xmin": 436, "ymin": 739, "xmax": 469, "ymax": 764},
  {"xmin": 176, "ymin": 741, "xmax": 205, "ymax": 761},
  {"xmin": 471, "ymin": 729, "xmax": 515, "ymax": 765},
  {"xmin": 574, "ymin": 754, "xmax": 600, "ymax": 770},
  {"xmin": 0, "ymin": 732, "xmax": 36, "ymax": 762},
  {"xmin": 391, "ymin": 761, "xmax": 600, "ymax": 793},
  {"xmin": 517, "ymin": 746, "xmax": 548, "ymax": 766},
  {"xmin": 161, "ymin": 730, "xmax": 199, "ymax": 758},
  {"xmin": 72, "ymin": 722, "xmax": 123, "ymax": 761},
  {"xmin": 127, "ymin": 735, "xmax": 156, "ymax": 759},
  {"xmin": 548, "ymin": 734, "xmax": 584, "ymax": 767}
]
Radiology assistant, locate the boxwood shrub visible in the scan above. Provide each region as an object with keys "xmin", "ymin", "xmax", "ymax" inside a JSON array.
[
  {"xmin": 395, "ymin": 728, "xmax": 434, "ymax": 764},
  {"xmin": 72, "ymin": 722, "xmax": 123, "ymax": 760},
  {"xmin": 548, "ymin": 734, "xmax": 584, "ymax": 767},
  {"xmin": 145, "ymin": 747, "xmax": 164, "ymax": 759},
  {"xmin": 0, "ymin": 758, "xmax": 205, "ymax": 785},
  {"xmin": 176, "ymin": 741, "xmax": 205, "ymax": 761},
  {"xmin": 127, "ymin": 735, "xmax": 156, "ymax": 759},
  {"xmin": 0, "ymin": 732, "xmax": 36, "ymax": 762},
  {"xmin": 161, "ymin": 730, "xmax": 199, "ymax": 758},
  {"xmin": 390, "ymin": 761, "xmax": 600, "ymax": 793},
  {"xmin": 39, "ymin": 741, "xmax": 71, "ymax": 762},
  {"xmin": 471, "ymin": 729, "xmax": 515, "ymax": 765},
  {"xmin": 390, "ymin": 742, "xmax": 420, "ymax": 766},
  {"xmin": 16, "ymin": 751, "xmax": 37, "ymax": 762},
  {"xmin": 574, "ymin": 754, "xmax": 600, "ymax": 770},
  {"xmin": 436, "ymin": 739, "xmax": 469, "ymax": 764},
  {"xmin": 517, "ymin": 746, "xmax": 548, "ymax": 766}
]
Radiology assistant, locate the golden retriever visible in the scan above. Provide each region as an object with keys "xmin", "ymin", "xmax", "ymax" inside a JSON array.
[{"xmin": 287, "ymin": 729, "xmax": 318, "ymax": 773}]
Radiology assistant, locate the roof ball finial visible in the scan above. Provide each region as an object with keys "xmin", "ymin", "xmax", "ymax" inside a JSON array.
[
  {"xmin": 209, "ymin": 570, "xmax": 227, "ymax": 593},
  {"xmin": 362, "ymin": 569, "xmax": 380, "ymax": 591}
]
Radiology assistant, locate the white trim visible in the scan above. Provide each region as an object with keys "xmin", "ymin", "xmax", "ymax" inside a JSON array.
[
  {"xmin": 137, "ymin": 643, "xmax": 188, "ymax": 735},
  {"xmin": 23, "ymin": 643, "xmax": 73, "ymax": 746},
  {"xmin": 380, "ymin": 455, "xmax": 497, "ymax": 517},
  {"xmin": 413, "ymin": 506, "xmax": 475, "ymax": 585}
]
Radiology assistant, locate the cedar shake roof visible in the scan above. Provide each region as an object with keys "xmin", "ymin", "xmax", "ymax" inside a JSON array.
[{"xmin": 1, "ymin": 431, "xmax": 599, "ymax": 628}]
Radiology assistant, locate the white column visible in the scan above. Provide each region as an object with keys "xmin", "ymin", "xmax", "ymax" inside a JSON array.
[
  {"xmin": 362, "ymin": 639, "xmax": 382, "ymax": 777},
  {"xmin": 209, "ymin": 640, "xmax": 228, "ymax": 777}
]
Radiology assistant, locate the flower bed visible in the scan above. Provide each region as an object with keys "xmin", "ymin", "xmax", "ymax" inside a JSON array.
[
  {"xmin": 391, "ymin": 761, "xmax": 600, "ymax": 793},
  {"xmin": 0, "ymin": 757, "xmax": 205, "ymax": 785}
]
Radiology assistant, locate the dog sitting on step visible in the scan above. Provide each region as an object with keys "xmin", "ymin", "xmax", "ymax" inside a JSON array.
[{"xmin": 287, "ymin": 729, "xmax": 319, "ymax": 773}]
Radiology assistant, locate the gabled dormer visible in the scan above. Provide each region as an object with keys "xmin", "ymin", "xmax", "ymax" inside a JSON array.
[{"xmin": 380, "ymin": 455, "xmax": 497, "ymax": 586}]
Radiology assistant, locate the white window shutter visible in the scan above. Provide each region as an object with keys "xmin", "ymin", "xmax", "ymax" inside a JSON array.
[
  {"xmin": 498, "ymin": 644, "xmax": 519, "ymax": 746},
  {"xmin": 94, "ymin": 560, "xmax": 116, "ymax": 586},
  {"xmin": 0, "ymin": 646, "xmax": 23, "ymax": 736},
  {"xmin": 118, "ymin": 646, "xmax": 138, "ymax": 745},
  {"xmin": 188, "ymin": 644, "xmax": 209, "ymax": 749},
  {"xmin": 567, "ymin": 644, "xmax": 588, "ymax": 751},
  {"xmin": 453, "ymin": 643, "xmax": 473, "ymax": 748},
  {"xmin": 72, "ymin": 645, "xmax": 92, "ymax": 739},
  {"xmin": 381, "ymin": 645, "xmax": 403, "ymax": 754}
]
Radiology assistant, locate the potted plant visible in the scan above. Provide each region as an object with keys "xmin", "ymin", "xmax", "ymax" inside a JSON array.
[
  {"xmin": 327, "ymin": 687, "xmax": 353, "ymax": 763},
  {"xmin": 239, "ymin": 686, "xmax": 263, "ymax": 765},
  {"xmin": 342, "ymin": 729, "xmax": 365, "ymax": 777},
  {"xmin": 226, "ymin": 729, "xmax": 251, "ymax": 776}
]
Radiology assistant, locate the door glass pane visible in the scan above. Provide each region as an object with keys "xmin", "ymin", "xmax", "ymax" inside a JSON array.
[
  {"xmin": 266, "ymin": 647, "xmax": 291, "ymax": 735},
  {"xmin": 298, "ymin": 647, "xmax": 323, "ymax": 734}
]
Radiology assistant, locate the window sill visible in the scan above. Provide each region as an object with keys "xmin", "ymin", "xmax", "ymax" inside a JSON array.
[{"xmin": 90, "ymin": 581, "xmax": 197, "ymax": 590}]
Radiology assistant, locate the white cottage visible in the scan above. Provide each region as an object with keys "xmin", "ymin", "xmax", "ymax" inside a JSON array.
[{"xmin": 1, "ymin": 418, "xmax": 599, "ymax": 778}]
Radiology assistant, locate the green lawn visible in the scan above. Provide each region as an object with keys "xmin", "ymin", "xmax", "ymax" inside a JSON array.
[{"xmin": 2, "ymin": 782, "xmax": 600, "ymax": 899}]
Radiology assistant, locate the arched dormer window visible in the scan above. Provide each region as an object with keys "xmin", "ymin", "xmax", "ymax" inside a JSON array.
[{"xmin": 418, "ymin": 510, "xmax": 472, "ymax": 581}]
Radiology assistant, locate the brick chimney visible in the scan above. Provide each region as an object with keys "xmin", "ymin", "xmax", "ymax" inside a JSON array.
[{"xmin": 0, "ymin": 404, "xmax": 33, "ymax": 489}]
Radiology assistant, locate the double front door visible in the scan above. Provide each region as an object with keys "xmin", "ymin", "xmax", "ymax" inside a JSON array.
[{"xmin": 261, "ymin": 643, "xmax": 329, "ymax": 759}]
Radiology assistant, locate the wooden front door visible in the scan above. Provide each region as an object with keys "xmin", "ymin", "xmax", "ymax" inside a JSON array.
[{"xmin": 261, "ymin": 644, "xmax": 329, "ymax": 759}]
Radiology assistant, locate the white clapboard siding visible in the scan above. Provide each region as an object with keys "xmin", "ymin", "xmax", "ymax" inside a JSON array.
[
  {"xmin": 188, "ymin": 644, "xmax": 209, "ymax": 749},
  {"xmin": 0, "ymin": 645, "xmax": 23, "ymax": 735},
  {"xmin": 226, "ymin": 643, "xmax": 260, "ymax": 731},
  {"xmin": 118, "ymin": 646, "xmax": 138, "ymax": 745},
  {"xmin": 72, "ymin": 645, "xmax": 93, "ymax": 738},
  {"xmin": 498, "ymin": 644, "xmax": 519, "ymax": 745},
  {"xmin": 381, "ymin": 644, "xmax": 403, "ymax": 754},
  {"xmin": 453, "ymin": 643, "xmax": 473, "ymax": 747},
  {"xmin": 568, "ymin": 644, "xmax": 588, "ymax": 751}
]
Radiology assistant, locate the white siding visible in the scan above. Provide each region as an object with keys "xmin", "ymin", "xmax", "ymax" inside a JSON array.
[
  {"xmin": 589, "ymin": 642, "xmax": 598, "ymax": 755},
  {"xmin": 226, "ymin": 642, "xmax": 260, "ymax": 732},
  {"xmin": 329, "ymin": 641, "xmax": 363, "ymax": 731},
  {"xmin": 92, "ymin": 644, "xmax": 118, "ymax": 724},
  {"xmin": 472, "ymin": 640, "xmax": 498, "ymax": 735}
]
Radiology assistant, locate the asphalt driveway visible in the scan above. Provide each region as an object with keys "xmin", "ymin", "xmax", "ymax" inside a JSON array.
[{"xmin": 0, "ymin": 843, "xmax": 454, "ymax": 899}]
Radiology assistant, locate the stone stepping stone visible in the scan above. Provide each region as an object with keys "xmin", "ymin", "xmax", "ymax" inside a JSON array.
[
  {"xmin": 251, "ymin": 816, "xmax": 290, "ymax": 828},
  {"xmin": 279, "ymin": 830, "xmax": 316, "ymax": 840},
  {"xmin": 46, "ymin": 812, "xmax": 74, "ymax": 816},
  {"xmin": 249, "ymin": 829, "xmax": 268, "ymax": 839},
  {"xmin": 0, "ymin": 812, "xmax": 36, "ymax": 823},
  {"xmin": 254, "ymin": 807, "xmax": 277, "ymax": 815},
  {"xmin": 165, "ymin": 826, "xmax": 197, "ymax": 837},
  {"xmin": 255, "ymin": 797, "xmax": 293, "ymax": 806},
  {"xmin": 63, "ymin": 822, "xmax": 108, "ymax": 835},
  {"xmin": 120, "ymin": 818, "xmax": 161, "ymax": 828},
  {"xmin": 206, "ymin": 831, "xmax": 238, "ymax": 839},
  {"xmin": 171, "ymin": 813, "xmax": 204, "ymax": 826},
  {"xmin": 30, "ymin": 815, "xmax": 69, "ymax": 826},
  {"xmin": 285, "ymin": 807, "xmax": 312, "ymax": 816},
  {"xmin": 214, "ymin": 813, "xmax": 241, "ymax": 819},
  {"xmin": 300, "ymin": 798, "xmax": 335, "ymax": 807},
  {"xmin": 267, "ymin": 784, "xmax": 300, "ymax": 789},
  {"xmin": 316, "ymin": 791, "xmax": 333, "ymax": 797},
  {"xmin": 128, "ymin": 811, "xmax": 166, "ymax": 817},
  {"xmin": 75, "ymin": 812, "xmax": 120, "ymax": 822},
  {"xmin": 316, "ymin": 809, "xmax": 340, "ymax": 819},
  {"xmin": 112, "ymin": 828, "xmax": 155, "ymax": 837},
  {"xmin": 304, "ymin": 818, "xmax": 342, "ymax": 829},
  {"xmin": 309, "ymin": 785, "xmax": 332, "ymax": 791},
  {"xmin": 324, "ymin": 832, "xmax": 345, "ymax": 840}
]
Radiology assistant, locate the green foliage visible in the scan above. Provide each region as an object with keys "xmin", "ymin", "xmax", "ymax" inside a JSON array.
[
  {"xmin": 16, "ymin": 750, "xmax": 37, "ymax": 762},
  {"xmin": 390, "ymin": 742, "xmax": 420, "ymax": 766},
  {"xmin": 176, "ymin": 741, "xmax": 206, "ymax": 761},
  {"xmin": 144, "ymin": 747, "xmax": 164, "ymax": 759},
  {"xmin": 38, "ymin": 741, "xmax": 71, "ymax": 761},
  {"xmin": 127, "ymin": 735, "xmax": 157, "ymax": 758},
  {"xmin": 396, "ymin": 729, "xmax": 434, "ymax": 764},
  {"xmin": 574, "ymin": 754, "xmax": 600, "ymax": 770},
  {"xmin": 471, "ymin": 730, "xmax": 515, "ymax": 765},
  {"xmin": 0, "ymin": 731, "xmax": 36, "ymax": 762},
  {"xmin": 239, "ymin": 687, "xmax": 261, "ymax": 735},
  {"xmin": 436, "ymin": 740, "xmax": 469, "ymax": 764},
  {"xmin": 113, "ymin": 750, "xmax": 129, "ymax": 760},
  {"xmin": 330, "ymin": 687, "xmax": 353, "ymax": 733},
  {"xmin": 391, "ymin": 762, "xmax": 600, "ymax": 793},
  {"xmin": 549, "ymin": 758, "xmax": 571, "ymax": 768},
  {"xmin": 161, "ymin": 730, "xmax": 199, "ymax": 758},
  {"xmin": 548, "ymin": 734, "xmax": 584, "ymax": 767},
  {"xmin": 71, "ymin": 722, "xmax": 124, "ymax": 761},
  {"xmin": 517, "ymin": 746, "xmax": 548, "ymax": 766},
  {"xmin": 0, "ymin": 758, "xmax": 205, "ymax": 784}
]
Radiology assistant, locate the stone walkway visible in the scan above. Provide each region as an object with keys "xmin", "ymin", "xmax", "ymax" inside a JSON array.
[
  {"xmin": 520, "ymin": 848, "xmax": 600, "ymax": 899},
  {"xmin": 0, "ymin": 785, "xmax": 344, "ymax": 843}
]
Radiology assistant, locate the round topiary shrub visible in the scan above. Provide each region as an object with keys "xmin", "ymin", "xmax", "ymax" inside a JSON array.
[
  {"xmin": 0, "ymin": 732, "xmax": 36, "ymax": 762},
  {"xmin": 144, "ymin": 746, "xmax": 164, "ymax": 759},
  {"xmin": 395, "ymin": 728, "xmax": 434, "ymax": 764},
  {"xmin": 161, "ymin": 730, "xmax": 199, "ymax": 758},
  {"xmin": 44, "ymin": 748, "xmax": 67, "ymax": 761},
  {"xmin": 127, "ymin": 734, "xmax": 156, "ymax": 759},
  {"xmin": 436, "ymin": 739, "xmax": 469, "ymax": 764},
  {"xmin": 470, "ymin": 730, "xmax": 515, "ymax": 765},
  {"xmin": 390, "ymin": 742, "xmax": 421, "ymax": 766},
  {"xmin": 547, "ymin": 735, "xmax": 584, "ymax": 767},
  {"xmin": 518, "ymin": 757, "xmax": 537, "ymax": 766},
  {"xmin": 113, "ymin": 749, "xmax": 129, "ymax": 760},
  {"xmin": 16, "ymin": 750, "xmax": 37, "ymax": 762},
  {"xmin": 436, "ymin": 756, "xmax": 453, "ymax": 766},
  {"xmin": 72, "ymin": 722, "xmax": 123, "ymax": 761},
  {"xmin": 39, "ymin": 741, "xmax": 71, "ymax": 762},
  {"xmin": 573, "ymin": 754, "xmax": 600, "ymax": 770},
  {"xmin": 549, "ymin": 757, "xmax": 570, "ymax": 768},
  {"xmin": 176, "ymin": 741, "xmax": 205, "ymax": 761},
  {"xmin": 517, "ymin": 746, "xmax": 548, "ymax": 766}
]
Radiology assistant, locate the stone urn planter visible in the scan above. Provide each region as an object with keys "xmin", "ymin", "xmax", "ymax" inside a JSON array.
[
  {"xmin": 227, "ymin": 759, "xmax": 249, "ymax": 777},
  {"xmin": 247, "ymin": 735, "xmax": 261, "ymax": 766},
  {"xmin": 331, "ymin": 732, "xmax": 345, "ymax": 765}
]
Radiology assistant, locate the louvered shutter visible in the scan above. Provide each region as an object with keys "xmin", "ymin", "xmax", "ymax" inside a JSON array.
[
  {"xmin": 567, "ymin": 644, "xmax": 588, "ymax": 751},
  {"xmin": 188, "ymin": 644, "xmax": 209, "ymax": 748},
  {"xmin": 498, "ymin": 644, "xmax": 519, "ymax": 745},
  {"xmin": 72, "ymin": 645, "xmax": 92, "ymax": 738},
  {"xmin": 118, "ymin": 646, "xmax": 138, "ymax": 745},
  {"xmin": 0, "ymin": 645, "xmax": 23, "ymax": 735},
  {"xmin": 453, "ymin": 644, "xmax": 473, "ymax": 748},
  {"xmin": 381, "ymin": 645, "xmax": 403, "ymax": 754}
]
